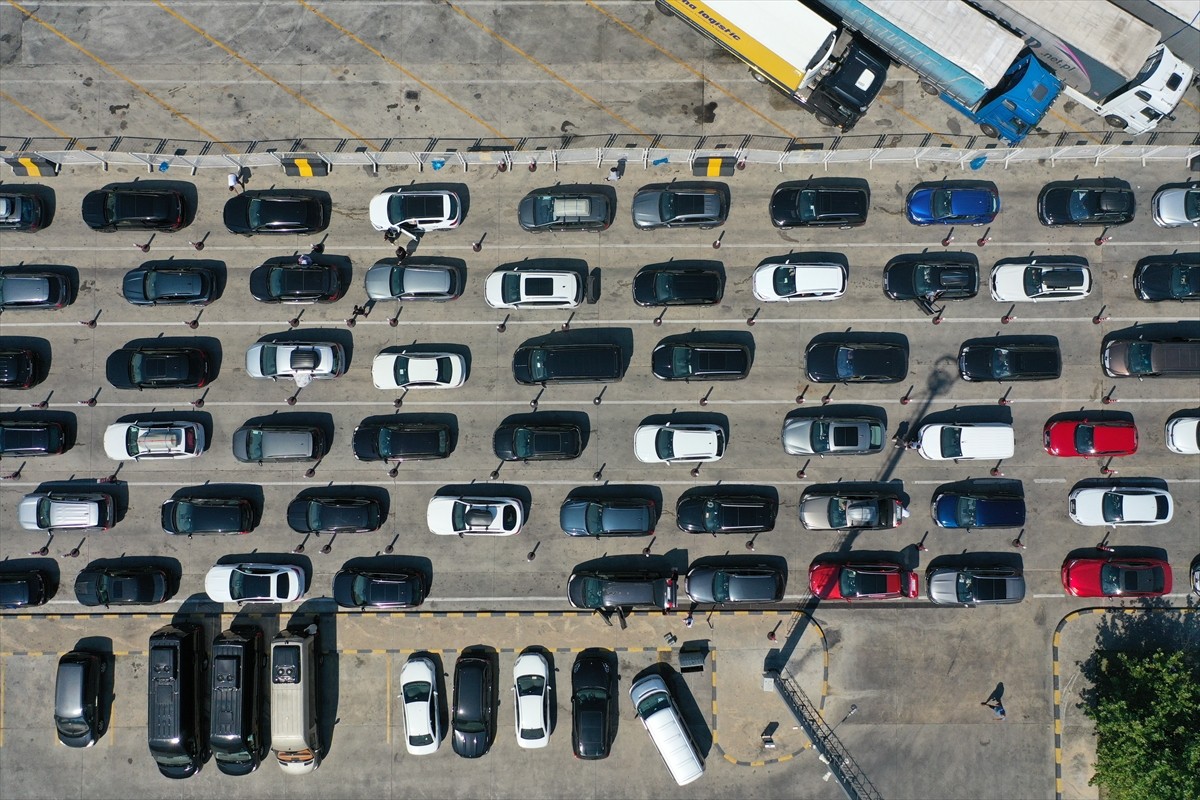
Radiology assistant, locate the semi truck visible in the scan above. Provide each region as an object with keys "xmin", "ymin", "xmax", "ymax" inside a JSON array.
[
  {"xmin": 655, "ymin": 0, "xmax": 890, "ymax": 132},
  {"xmin": 814, "ymin": 0, "xmax": 1061, "ymax": 144},
  {"xmin": 1110, "ymin": 0, "xmax": 1200, "ymax": 74},
  {"xmin": 968, "ymin": 0, "xmax": 1195, "ymax": 135}
]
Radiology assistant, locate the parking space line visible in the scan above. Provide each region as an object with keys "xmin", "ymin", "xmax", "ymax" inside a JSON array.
[
  {"xmin": 0, "ymin": 89, "xmax": 73, "ymax": 139},
  {"xmin": 294, "ymin": 0, "xmax": 512, "ymax": 142},
  {"xmin": 584, "ymin": 0, "xmax": 799, "ymax": 139},
  {"xmin": 386, "ymin": 652, "xmax": 391, "ymax": 745},
  {"xmin": 151, "ymin": 0, "xmax": 373, "ymax": 148},
  {"xmin": 4, "ymin": 0, "xmax": 231, "ymax": 149},
  {"xmin": 443, "ymin": 1, "xmax": 647, "ymax": 136},
  {"xmin": 0, "ymin": 656, "xmax": 5, "ymax": 748}
]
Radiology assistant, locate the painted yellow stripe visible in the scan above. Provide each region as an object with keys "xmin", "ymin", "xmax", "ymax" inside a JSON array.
[
  {"xmin": 584, "ymin": 0, "xmax": 798, "ymax": 139},
  {"xmin": 17, "ymin": 157, "xmax": 44, "ymax": 176},
  {"xmin": 444, "ymin": 1, "xmax": 646, "ymax": 137},
  {"xmin": 711, "ymin": 700, "xmax": 717, "ymax": 715},
  {"xmin": 1055, "ymin": 719, "xmax": 1062, "ymax": 734},
  {"xmin": 750, "ymin": 759, "xmax": 765, "ymax": 767},
  {"xmin": 1053, "ymin": 661, "xmax": 1060, "ymax": 676},
  {"xmin": 706, "ymin": 159, "xmax": 723, "ymax": 177},
  {"xmin": 5, "ymin": 1, "xmax": 231, "ymax": 150},
  {"xmin": 778, "ymin": 753, "xmax": 794, "ymax": 763},
  {"xmin": 295, "ymin": 0, "xmax": 512, "ymax": 143},
  {"xmin": 0, "ymin": 89, "xmax": 72, "ymax": 138},
  {"xmin": 151, "ymin": 1, "xmax": 373, "ymax": 149},
  {"xmin": 1054, "ymin": 689, "xmax": 1061, "ymax": 704},
  {"xmin": 294, "ymin": 159, "xmax": 314, "ymax": 177}
]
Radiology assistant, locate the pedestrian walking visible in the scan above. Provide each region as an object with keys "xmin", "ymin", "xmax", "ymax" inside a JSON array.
[
  {"xmin": 297, "ymin": 254, "xmax": 313, "ymax": 266},
  {"xmin": 395, "ymin": 245, "xmax": 408, "ymax": 262},
  {"xmin": 606, "ymin": 165, "xmax": 621, "ymax": 182},
  {"xmin": 383, "ymin": 228, "xmax": 400, "ymax": 244},
  {"xmin": 684, "ymin": 614, "xmax": 694, "ymax": 628},
  {"xmin": 983, "ymin": 700, "xmax": 1007, "ymax": 721},
  {"xmin": 227, "ymin": 172, "xmax": 240, "ymax": 192}
]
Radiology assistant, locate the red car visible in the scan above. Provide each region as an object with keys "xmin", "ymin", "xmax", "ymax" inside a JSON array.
[
  {"xmin": 1060, "ymin": 556, "xmax": 1172, "ymax": 598},
  {"xmin": 808, "ymin": 560, "xmax": 918, "ymax": 601},
  {"xmin": 1043, "ymin": 418, "xmax": 1137, "ymax": 457}
]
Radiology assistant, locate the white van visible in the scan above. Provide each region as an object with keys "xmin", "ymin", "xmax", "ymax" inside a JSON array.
[
  {"xmin": 629, "ymin": 674, "xmax": 704, "ymax": 786},
  {"xmin": 916, "ymin": 423, "xmax": 1015, "ymax": 461},
  {"xmin": 269, "ymin": 626, "xmax": 322, "ymax": 775}
]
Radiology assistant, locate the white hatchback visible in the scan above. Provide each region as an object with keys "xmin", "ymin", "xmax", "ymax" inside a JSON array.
[
  {"xmin": 400, "ymin": 655, "xmax": 441, "ymax": 755},
  {"xmin": 427, "ymin": 496, "xmax": 524, "ymax": 536},
  {"xmin": 512, "ymin": 651, "xmax": 551, "ymax": 749},
  {"xmin": 752, "ymin": 259, "xmax": 847, "ymax": 302},
  {"xmin": 103, "ymin": 421, "xmax": 204, "ymax": 461},
  {"xmin": 368, "ymin": 187, "xmax": 462, "ymax": 232},
  {"xmin": 372, "ymin": 350, "xmax": 466, "ymax": 390},
  {"xmin": 916, "ymin": 423, "xmax": 1014, "ymax": 461},
  {"xmin": 1165, "ymin": 416, "xmax": 1199, "ymax": 454},
  {"xmin": 990, "ymin": 259, "xmax": 1093, "ymax": 302},
  {"xmin": 1068, "ymin": 486, "xmax": 1174, "ymax": 527},
  {"xmin": 634, "ymin": 423, "xmax": 725, "ymax": 464},
  {"xmin": 204, "ymin": 563, "xmax": 306, "ymax": 604}
]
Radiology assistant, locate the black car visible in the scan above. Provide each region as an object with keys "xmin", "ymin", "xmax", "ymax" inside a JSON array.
[
  {"xmin": 560, "ymin": 496, "xmax": 656, "ymax": 537},
  {"xmin": 512, "ymin": 342, "xmax": 624, "ymax": 385},
  {"xmin": 493, "ymin": 422, "xmax": 582, "ymax": 461},
  {"xmin": 452, "ymin": 653, "xmax": 494, "ymax": 758},
  {"xmin": 0, "ymin": 191, "xmax": 45, "ymax": 232},
  {"xmin": 1037, "ymin": 178, "xmax": 1135, "ymax": 226},
  {"xmin": 651, "ymin": 340, "xmax": 750, "ymax": 381},
  {"xmin": 805, "ymin": 338, "xmax": 908, "ymax": 383},
  {"xmin": 684, "ymin": 563, "xmax": 786, "ymax": 604},
  {"xmin": 333, "ymin": 567, "xmax": 427, "ymax": 609},
  {"xmin": 632, "ymin": 263, "xmax": 724, "ymax": 306},
  {"xmin": 770, "ymin": 178, "xmax": 870, "ymax": 229},
  {"xmin": 0, "ymin": 269, "xmax": 71, "ymax": 310},
  {"xmin": 566, "ymin": 568, "xmax": 677, "ymax": 610},
  {"xmin": 883, "ymin": 254, "xmax": 979, "ymax": 301},
  {"xmin": 518, "ymin": 186, "xmax": 614, "ymax": 232},
  {"xmin": 353, "ymin": 420, "xmax": 452, "ymax": 462},
  {"xmin": 631, "ymin": 183, "xmax": 728, "ymax": 229},
  {"xmin": 0, "ymin": 417, "xmax": 67, "ymax": 456},
  {"xmin": 223, "ymin": 190, "xmax": 330, "ymax": 235},
  {"xmin": 959, "ymin": 338, "xmax": 1062, "ymax": 381},
  {"xmin": 286, "ymin": 493, "xmax": 383, "ymax": 534},
  {"xmin": 0, "ymin": 569, "xmax": 51, "ymax": 608},
  {"xmin": 0, "ymin": 348, "xmax": 40, "ymax": 389},
  {"xmin": 81, "ymin": 186, "xmax": 185, "ymax": 232},
  {"xmin": 75, "ymin": 565, "xmax": 170, "ymax": 607},
  {"xmin": 107, "ymin": 346, "xmax": 210, "ymax": 390},
  {"xmin": 162, "ymin": 495, "xmax": 256, "ymax": 536},
  {"xmin": 1133, "ymin": 255, "xmax": 1200, "ymax": 302},
  {"xmin": 249, "ymin": 259, "xmax": 345, "ymax": 304},
  {"xmin": 571, "ymin": 649, "xmax": 616, "ymax": 760},
  {"xmin": 676, "ymin": 491, "xmax": 777, "ymax": 534},
  {"xmin": 122, "ymin": 263, "xmax": 216, "ymax": 306}
]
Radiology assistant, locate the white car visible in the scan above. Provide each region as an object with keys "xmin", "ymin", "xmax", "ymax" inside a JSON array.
[
  {"xmin": 204, "ymin": 563, "xmax": 306, "ymax": 604},
  {"xmin": 399, "ymin": 655, "xmax": 441, "ymax": 755},
  {"xmin": 372, "ymin": 350, "xmax": 466, "ymax": 390},
  {"xmin": 368, "ymin": 187, "xmax": 462, "ymax": 232},
  {"xmin": 512, "ymin": 651, "xmax": 551, "ymax": 749},
  {"xmin": 484, "ymin": 267, "xmax": 583, "ymax": 309},
  {"xmin": 916, "ymin": 423, "xmax": 1014, "ymax": 461},
  {"xmin": 103, "ymin": 421, "xmax": 204, "ymax": 461},
  {"xmin": 990, "ymin": 259, "xmax": 1093, "ymax": 302},
  {"xmin": 1151, "ymin": 185, "xmax": 1200, "ymax": 228},
  {"xmin": 245, "ymin": 340, "xmax": 345, "ymax": 387},
  {"xmin": 752, "ymin": 259, "xmax": 847, "ymax": 302},
  {"xmin": 427, "ymin": 496, "xmax": 524, "ymax": 536},
  {"xmin": 1068, "ymin": 486, "xmax": 1174, "ymax": 527},
  {"xmin": 1165, "ymin": 416, "xmax": 1200, "ymax": 454},
  {"xmin": 634, "ymin": 423, "xmax": 725, "ymax": 464}
]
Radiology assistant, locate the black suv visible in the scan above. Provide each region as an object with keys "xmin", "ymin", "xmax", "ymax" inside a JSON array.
[
  {"xmin": 354, "ymin": 420, "xmax": 453, "ymax": 462},
  {"xmin": 676, "ymin": 491, "xmax": 777, "ymax": 534},
  {"xmin": 82, "ymin": 186, "xmax": 185, "ymax": 232},
  {"xmin": 493, "ymin": 421, "xmax": 582, "ymax": 461},
  {"xmin": 147, "ymin": 623, "xmax": 207, "ymax": 779},
  {"xmin": 512, "ymin": 342, "xmax": 624, "ymax": 385},
  {"xmin": 518, "ymin": 186, "xmax": 614, "ymax": 232},
  {"xmin": 567, "ymin": 568, "xmax": 678, "ymax": 610},
  {"xmin": 770, "ymin": 178, "xmax": 870, "ymax": 229}
]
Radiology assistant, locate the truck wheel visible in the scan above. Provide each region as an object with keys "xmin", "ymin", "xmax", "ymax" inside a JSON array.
[
  {"xmin": 814, "ymin": 113, "xmax": 838, "ymax": 128},
  {"xmin": 919, "ymin": 81, "xmax": 940, "ymax": 96},
  {"xmin": 751, "ymin": 69, "xmax": 767, "ymax": 84},
  {"xmin": 1104, "ymin": 115, "xmax": 1128, "ymax": 129},
  {"xmin": 979, "ymin": 124, "xmax": 999, "ymax": 139}
]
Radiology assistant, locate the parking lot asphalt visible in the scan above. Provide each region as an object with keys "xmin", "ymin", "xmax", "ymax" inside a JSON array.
[{"xmin": 2, "ymin": 2, "xmax": 1200, "ymax": 799}]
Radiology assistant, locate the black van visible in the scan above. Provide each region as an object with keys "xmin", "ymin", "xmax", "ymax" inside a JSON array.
[
  {"xmin": 209, "ymin": 626, "xmax": 264, "ymax": 776},
  {"xmin": 512, "ymin": 343, "xmax": 624, "ymax": 385},
  {"xmin": 147, "ymin": 623, "xmax": 207, "ymax": 779}
]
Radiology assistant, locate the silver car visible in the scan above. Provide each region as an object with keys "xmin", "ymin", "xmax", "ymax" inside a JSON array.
[
  {"xmin": 1151, "ymin": 185, "xmax": 1200, "ymax": 228},
  {"xmin": 782, "ymin": 416, "xmax": 884, "ymax": 456},
  {"xmin": 364, "ymin": 259, "xmax": 462, "ymax": 301},
  {"xmin": 926, "ymin": 565, "xmax": 1025, "ymax": 606}
]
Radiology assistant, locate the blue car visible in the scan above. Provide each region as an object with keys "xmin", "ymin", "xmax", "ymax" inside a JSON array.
[
  {"xmin": 906, "ymin": 181, "xmax": 1000, "ymax": 226},
  {"xmin": 932, "ymin": 489, "xmax": 1025, "ymax": 529}
]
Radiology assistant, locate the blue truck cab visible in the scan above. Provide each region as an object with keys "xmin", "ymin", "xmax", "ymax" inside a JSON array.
[{"xmin": 940, "ymin": 54, "xmax": 1061, "ymax": 144}]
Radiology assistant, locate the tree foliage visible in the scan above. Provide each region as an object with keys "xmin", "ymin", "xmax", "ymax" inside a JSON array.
[{"xmin": 1080, "ymin": 648, "xmax": 1200, "ymax": 800}]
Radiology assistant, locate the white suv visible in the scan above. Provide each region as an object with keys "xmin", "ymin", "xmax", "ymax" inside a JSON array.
[
  {"xmin": 103, "ymin": 421, "xmax": 205, "ymax": 461},
  {"xmin": 484, "ymin": 267, "xmax": 583, "ymax": 309}
]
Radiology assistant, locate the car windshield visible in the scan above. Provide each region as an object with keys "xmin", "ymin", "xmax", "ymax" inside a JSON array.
[
  {"xmin": 307, "ymin": 502, "xmax": 327, "ymax": 530},
  {"xmin": 247, "ymin": 198, "xmax": 266, "ymax": 228},
  {"xmin": 1100, "ymin": 564, "xmax": 1161, "ymax": 594},
  {"xmin": 585, "ymin": 503, "xmax": 604, "ymax": 534},
  {"xmin": 931, "ymin": 190, "xmax": 952, "ymax": 219},
  {"xmin": 653, "ymin": 272, "xmax": 676, "ymax": 300},
  {"xmin": 835, "ymin": 346, "xmax": 854, "ymax": 378},
  {"xmin": 654, "ymin": 429, "xmax": 674, "ymax": 459},
  {"xmin": 517, "ymin": 674, "xmax": 544, "ymax": 697},
  {"xmin": 636, "ymin": 691, "xmax": 671, "ymax": 718},
  {"xmin": 128, "ymin": 353, "xmax": 147, "ymax": 382},
  {"xmin": 809, "ymin": 421, "xmax": 831, "ymax": 453},
  {"xmin": 956, "ymin": 496, "xmax": 977, "ymax": 526},
  {"xmin": 841, "ymin": 568, "xmax": 886, "ymax": 596},
  {"xmin": 528, "ymin": 350, "xmax": 547, "ymax": 381},
  {"xmin": 940, "ymin": 427, "xmax": 963, "ymax": 459},
  {"xmin": 913, "ymin": 267, "xmax": 938, "ymax": 295},
  {"xmin": 702, "ymin": 499, "xmax": 721, "ymax": 532},
  {"xmin": 1170, "ymin": 265, "xmax": 1200, "ymax": 298},
  {"xmin": 349, "ymin": 575, "xmax": 372, "ymax": 605},
  {"xmin": 1124, "ymin": 343, "xmax": 1153, "ymax": 374},
  {"xmin": 956, "ymin": 572, "xmax": 975, "ymax": 602},
  {"xmin": 37, "ymin": 497, "xmax": 54, "ymax": 528},
  {"xmin": 403, "ymin": 680, "xmax": 431, "ymax": 704},
  {"xmin": 575, "ymin": 687, "xmax": 607, "ymax": 703},
  {"xmin": 658, "ymin": 193, "xmax": 676, "ymax": 221},
  {"xmin": 512, "ymin": 428, "xmax": 534, "ymax": 458},
  {"xmin": 669, "ymin": 347, "xmax": 693, "ymax": 376},
  {"xmin": 711, "ymin": 571, "xmax": 731, "ymax": 603},
  {"xmin": 580, "ymin": 578, "xmax": 607, "ymax": 608},
  {"xmin": 259, "ymin": 345, "xmax": 277, "ymax": 375},
  {"xmin": 230, "ymin": 570, "xmax": 270, "ymax": 600},
  {"xmin": 56, "ymin": 716, "xmax": 89, "ymax": 735},
  {"xmin": 267, "ymin": 267, "xmax": 285, "ymax": 295},
  {"xmin": 1101, "ymin": 492, "xmax": 1124, "ymax": 522},
  {"xmin": 773, "ymin": 267, "xmax": 797, "ymax": 296},
  {"xmin": 243, "ymin": 430, "xmax": 263, "ymax": 461},
  {"xmin": 826, "ymin": 498, "xmax": 852, "ymax": 528},
  {"xmin": 1076, "ymin": 425, "xmax": 1095, "ymax": 452},
  {"xmin": 1023, "ymin": 268, "xmax": 1044, "ymax": 296},
  {"xmin": 172, "ymin": 501, "xmax": 195, "ymax": 533},
  {"xmin": 392, "ymin": 357, "xmax": 411, "ymax": 385},
  {"xmin": 991, "ymin": 348, "xmax": 1014, "ymax": 379},
  {"xmin": 501, "ymin": 273, "xmax": 522, "ymax": 304},
  {"xmin": 1068, "ymin": 190, "xmax": 1095, "ymax": 220}
]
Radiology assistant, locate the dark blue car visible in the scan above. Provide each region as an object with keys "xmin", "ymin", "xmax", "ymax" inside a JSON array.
[
  {"xmin": 932, "ymin": 489, "xmax": 1025, "ymax": 529},
  {"xmin": 906, "ymin": 181, "xmax": 1000, "ymax": 226}
]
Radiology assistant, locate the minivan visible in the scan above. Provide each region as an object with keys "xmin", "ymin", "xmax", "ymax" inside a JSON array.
[
  {"xmin": 209, "ymin": 626, "xmax": 264, "ymax": 776},
  {"xmin": 629, "ymin": 674, "xmax": 704, "ymax": 786},
  {"xmin": 270, "ymin": 625, "xmax": 322, "ymax": 774},
  {"xmin": 452, "ymin": 652, "xmax": 494, "ymax": 758},
  {"xmin": 147, "ymin": 623, "xmax": 206, "ymax": 778},
  {"xmin": 232, "ymin": 424, "xmax": 324, "ymax": 463},
  {"xmin": 55, "ymin": 650, "xmax": 105, "ymax": 748}
]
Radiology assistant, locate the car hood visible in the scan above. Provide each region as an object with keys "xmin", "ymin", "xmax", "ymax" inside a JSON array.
[
  {"xmin": 927, "ymin": 570, "xmax": 962, "ymax": 604},
  {"xmin": 631, "ymin": 191, "xmax": 664, "ymax": 226},
  {"xmin": 559, "ymin": 500, "xmax": 592, "ymax": 535},
  {"xmin": 453, "ymin": 728, "xmax": 489, "ymax": 758},
  {"xmin": 80, "ymin": 190, "xmax": 109, "ymax": 227}
]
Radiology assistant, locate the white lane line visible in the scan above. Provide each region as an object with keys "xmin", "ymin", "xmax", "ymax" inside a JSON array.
[
  {"xmin": 0, "ymin": 316, "xmax": 1171, "ymax": 327},
  {"xmin": 0, "ymin": 241, "xmax": 1183, "ymax": 252},
  {"xmin": 52, "ymin": 397, "xmax": 1200, "ymax": 407},
  {"xmin": 1033, "ymin": 478, "xmax": 1069, "ymax": 484},
  {"xmin": 1033, "ymin": 593, "xmax": 1192, "ymax": 599}
]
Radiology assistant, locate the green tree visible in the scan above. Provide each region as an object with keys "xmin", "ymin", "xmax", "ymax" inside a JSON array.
[{"xmin": 1081, "ymin": 648, "xmax": 1200, "ymax": 800}]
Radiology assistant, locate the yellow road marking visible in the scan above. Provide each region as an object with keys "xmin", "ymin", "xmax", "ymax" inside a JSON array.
[
  {"xmin": 585, "ymin": 1, "xmax": 799, "ymax": 139},
  {"xmin": 445, "ymin": 1, "xmax": 647, "ymax": 136},
  {"xmin": 0, "ymin": 89, "xmax": 73, "ymax": 138},
  {"xmin": 294, "ymin": 0, "xmax": 512, "ymax": 143},
  {"xmin": 5, "ymin": 0, "xmax": 231, "ymax": 150},
  {"xmin": 151, "ymin": 1, "xmax": 372, "ymax": 148}
]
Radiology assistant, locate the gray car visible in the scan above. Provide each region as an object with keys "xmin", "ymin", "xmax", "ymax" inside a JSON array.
[
  {"xmin": 518, "ymin": 187, "xmax": 613, "ymax": 232},
  {"xmin": 631, "ymin": 183, "xmax": 727, "ymax": 229},
  {"xmin": 926, "ymin": 565, "xmax": 1025, "ymax": 606},
  {"xmin": 0, "ymin": 269, "xmax": 70, "ymax": 310},
  {"xmin": 684, "ymin": 563, "xmax": 785, "ymax": 605},
  {"xmin": 232, "ymin": 424, "xmax": 324, "ymax": 463},
  {"xmin": 560, "ymin": 496, "xmax": 656, "ymax": 537},
  {"xmin": 364, "ymin": 259, "xmax": 462, "ymax": 301},
  {"xmin": 782, "ymin": 416, "xmax": 885, "ymax": 456}
]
